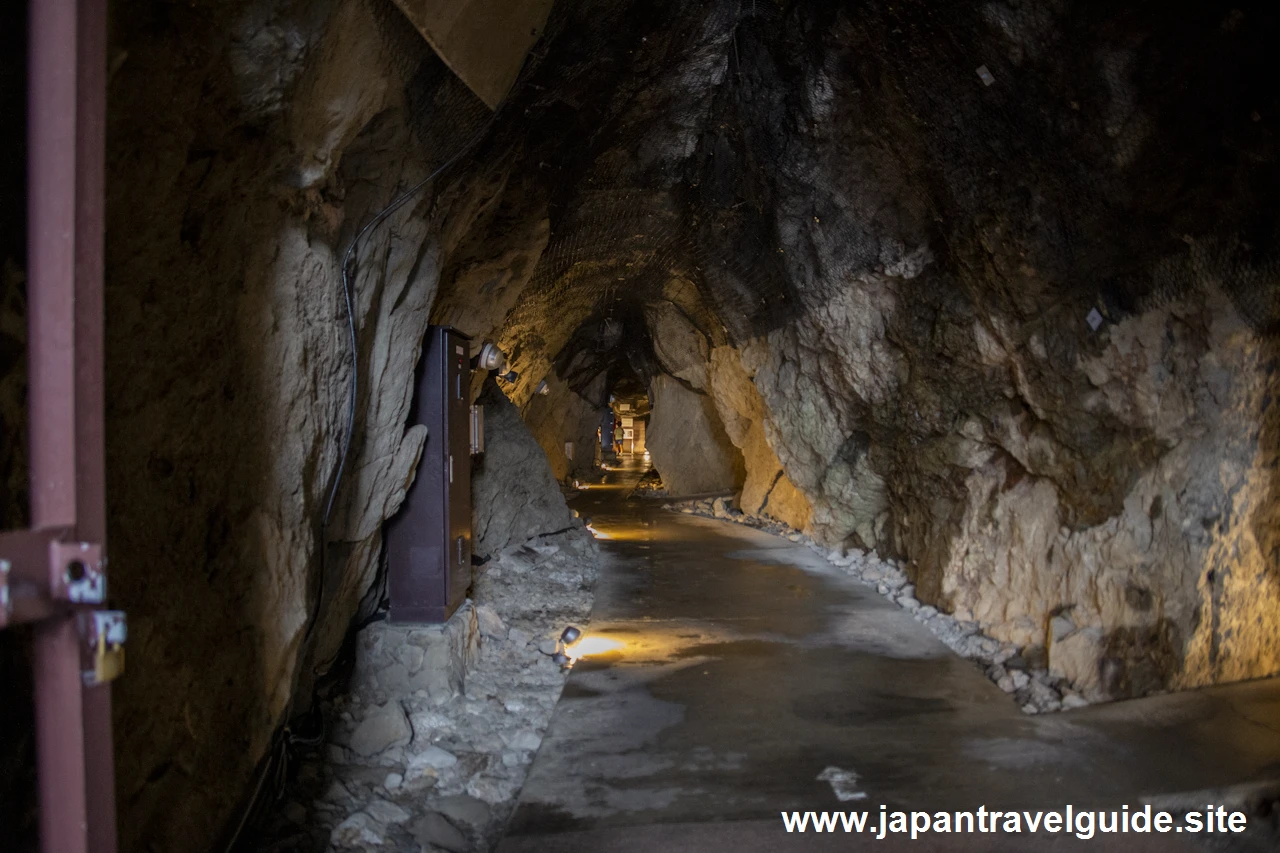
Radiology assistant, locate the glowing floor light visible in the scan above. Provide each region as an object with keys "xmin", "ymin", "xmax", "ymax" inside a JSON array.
[{"xmin": 565, "ymin": 635, "xmax": 625, "ymax": 662}]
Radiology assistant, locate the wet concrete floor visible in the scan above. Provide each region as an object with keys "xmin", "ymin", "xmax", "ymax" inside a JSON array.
[{"xmin": 497, "ymin": 457, "xmax": 1280, "ymax": 851}]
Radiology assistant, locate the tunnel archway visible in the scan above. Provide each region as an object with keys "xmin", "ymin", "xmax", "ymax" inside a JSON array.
[{"xmin": 4, "ymin": 0, "xmax": 1280, "ymax": 850}]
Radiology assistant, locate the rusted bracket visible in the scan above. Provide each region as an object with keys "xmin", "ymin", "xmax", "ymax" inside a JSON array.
[{"xmin": 0, "ymin": 527, "xmax": 105, "ymax": 629}]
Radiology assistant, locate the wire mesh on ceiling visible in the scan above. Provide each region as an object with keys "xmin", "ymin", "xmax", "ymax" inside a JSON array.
[{"xmin": 376, "ymin": 0, "xmax": 1280, "ymax": 384}]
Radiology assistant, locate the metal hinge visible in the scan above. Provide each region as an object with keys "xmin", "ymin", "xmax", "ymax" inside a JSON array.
[
  {"xmin": 0, "ymin": 530, "xmax": 106, "ymax": 629},
  {"xmin": 52, "ymin": 540, "xmax": 106, "ymax": 604}
]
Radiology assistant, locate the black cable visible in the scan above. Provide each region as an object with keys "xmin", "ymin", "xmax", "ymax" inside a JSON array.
[
  {"xmin": 220, "ymin": 115, "xmax": 493, "ymax": 853},
  {"xmin": 307, "ymin": 121, "xmax": 492, "ymax": 647}
]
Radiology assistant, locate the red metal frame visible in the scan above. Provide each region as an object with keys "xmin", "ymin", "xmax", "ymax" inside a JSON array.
[{"xmin": 1, "ymin": 0, "xmax": 119, "ymax": 850}]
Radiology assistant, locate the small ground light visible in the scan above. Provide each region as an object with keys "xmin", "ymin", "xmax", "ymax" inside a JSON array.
[{"xmin": 561, "ymin": 626, "xmax": 582, "ymax": 644}]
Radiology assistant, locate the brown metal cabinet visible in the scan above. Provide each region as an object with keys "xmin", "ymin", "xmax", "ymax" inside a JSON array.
[{"xmin": 385, "ymin": 326, "xmax": 472, "ymax": 623}]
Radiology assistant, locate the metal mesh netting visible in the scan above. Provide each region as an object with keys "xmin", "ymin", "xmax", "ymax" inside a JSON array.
[
  {"xmin": 376, "ymin": 0, "xmax": 1280, "ymax": 384},
  {"xmin": 369, "ymin": 0, "xmax": 495, "ymax": 170},
  {"xmin": 506, "ymin": 0, "xmax": 800, "ymax": 351}
]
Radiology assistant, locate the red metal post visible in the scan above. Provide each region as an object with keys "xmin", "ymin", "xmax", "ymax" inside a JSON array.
[{"xmin": 27, "ymin": 0, "xmax": 116, "ymax": 850}]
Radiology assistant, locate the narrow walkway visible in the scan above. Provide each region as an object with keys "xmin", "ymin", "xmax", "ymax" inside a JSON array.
[{"xmin": 498, "ymin": 457, "xmax": 1280, "ymax": 851}]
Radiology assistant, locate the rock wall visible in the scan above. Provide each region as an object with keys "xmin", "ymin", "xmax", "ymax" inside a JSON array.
[
  {"xmin": 103, "ymin": 1, "xmax": 502, "ymax": 847},
  {"xmin": 705, "ymin": 346, "xmax": 811, "ymax": 531},
  {"xmin": 720, "ymin": 3, "xmax": 1280, "ymax": 700},
  {"xmin": 471, "ymin": 379, "xmax": 582, "ymax": 559},
  {"xmin": 645, "ymin": 374, "xmax": 743, "ymax": 497},
  {"xmin": 521, "ymin": 371, "xmax": 605, "ymax": 484}
]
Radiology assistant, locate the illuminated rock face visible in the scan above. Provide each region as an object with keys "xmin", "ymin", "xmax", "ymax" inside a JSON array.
[
  {"xmin": 522, "ymin": 370, "xmax": 605, "ymax": 484},
  {"xmin": 645, "ymin": 374, "xmax": 743, "ymax": 497}
]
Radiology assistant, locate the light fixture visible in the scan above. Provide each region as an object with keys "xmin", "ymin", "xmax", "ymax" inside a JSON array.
[
  {"xmin": 536, "ymin": 380, "xmax": 550, "ymax": 395},
  {"xmin": 544, "ymin": 625, "xmax": 583, "ymax": 670},
  {"xmin": 476, "ymin": 342, "xmax": 507, "ymax": 372},
  {"xmin": 500, "ymin": 369, "xmax": 519, "ymax": 383},
  {"xmin": 566, "ymin": 636, "xmax": 624, "ymax": 660}
]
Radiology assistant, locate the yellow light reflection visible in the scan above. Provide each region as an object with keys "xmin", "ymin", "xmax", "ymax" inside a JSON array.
[{"xmin": 566, "ymin": 636, "xmax": 625, "ymax": 662}]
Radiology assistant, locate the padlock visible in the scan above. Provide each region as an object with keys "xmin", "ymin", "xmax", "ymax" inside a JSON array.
[
  {"xmin": 80, "ymin": 610, "xmax": 127, "ymax": 685},
  {"xmin": 94, "ymin": 627, "xmax": 125, "ymax": 683}
]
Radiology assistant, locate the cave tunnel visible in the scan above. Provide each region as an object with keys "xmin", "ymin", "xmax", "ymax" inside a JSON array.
[{"xmin": 4, "ymin": 0, "xmax": 1280, "ymax": 851}]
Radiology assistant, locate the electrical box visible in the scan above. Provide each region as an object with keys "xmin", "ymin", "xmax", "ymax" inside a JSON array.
[{"xmin": 385, "ymin": 326, "xmax": 472, "ymax": 623}]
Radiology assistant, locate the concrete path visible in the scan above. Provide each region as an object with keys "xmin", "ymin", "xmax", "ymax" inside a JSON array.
[{"xmin": 497, "ymin": 457, "xmax": 1280, "ymax": 851}]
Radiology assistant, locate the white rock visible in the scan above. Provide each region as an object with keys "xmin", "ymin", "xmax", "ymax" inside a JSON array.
[
  {"xmin": 506, "ymin": 730, "xmax": 541, "ymax": 751},
  {"xmin": 366, "ymin": 798, "xmax": 411, "ymax": 825},
  {"xmin": 331, "ymin": 813, "xmax": 383, "ymax": 847},
  {"xmin": 508, "ymin": 627, "xmax": 533, "ymax": 646},
  {"xmin": 466, "ymin": 773, "xmax": 520, "ymax": 804},
  {"xmin": 397, "ymin": 644, "xmax": 425, "ymax": 673},
  {"xmin": 1061, "ymin": 693, "xmax": 1090, "ymax": 710},
  {"xmin": 348, "ymin": 703, "xmax": 411, "ymax": 757},
  {"xmin": 1049, "ymin": 627, "xmax": 1104, "ymax": 694},
  {"xmin": 409, "ymin": 709, "xmax": 454, "ymax": 738},
  {"xmin": 1011, "ymin": 670, "xmax": 1030, "ymax": 690},
  {"xmin": 476, "ymin": 605, "xmax": 508, "ymax": 639},
  {"xmin": 383, "ymin": 772, "xmax": 403, "ymax": 791},
  {"xmin": 918, "ymin": 605, "xmax": 938, "ymax": 619},
  {"xmin": 1049, "ymin": 615, "xmax": 1076, "ymax": 642},
  {"xmin": 408, "ymin": 744, "xmax": 458, "ymax": 770}
]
